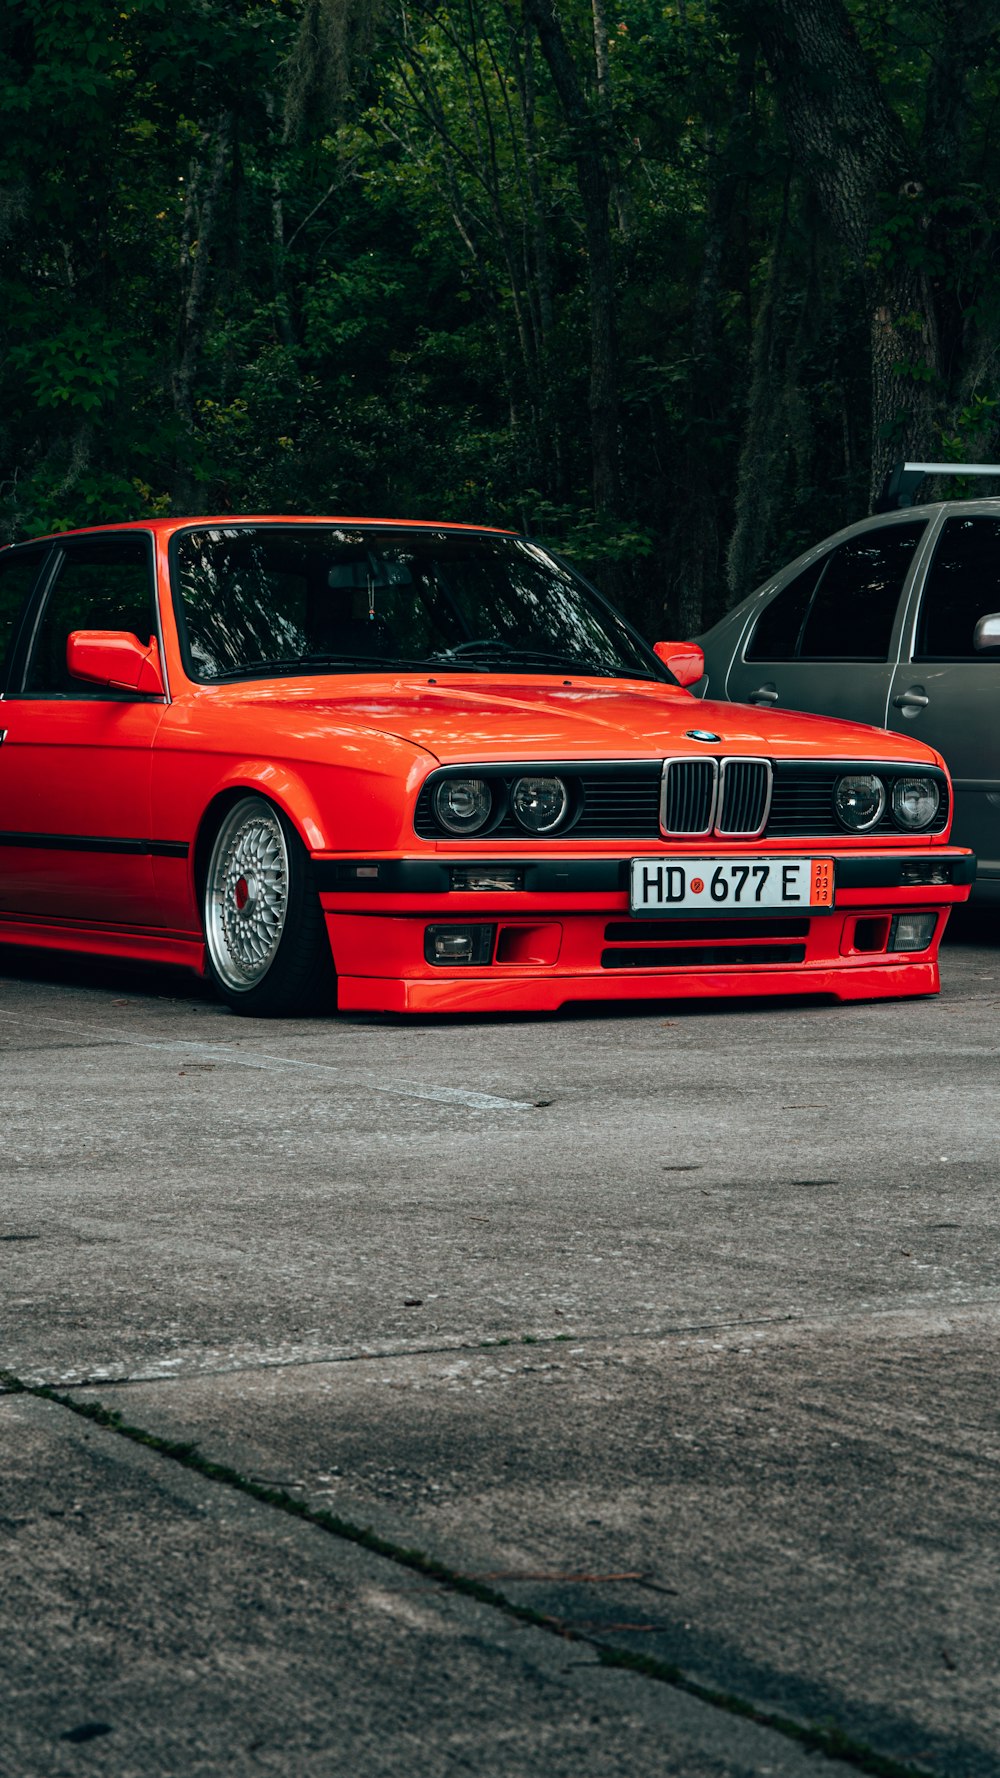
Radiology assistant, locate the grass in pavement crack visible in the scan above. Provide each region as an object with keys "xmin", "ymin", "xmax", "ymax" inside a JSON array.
[{"xmin": 1, "ymin": 1367, "xmax": 934, "ymax": 1778}]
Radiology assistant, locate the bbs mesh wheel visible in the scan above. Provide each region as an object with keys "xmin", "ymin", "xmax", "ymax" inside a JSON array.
[{"xmin": 202, "ymin": 795, "xmax": 333, "ymax": 1016}]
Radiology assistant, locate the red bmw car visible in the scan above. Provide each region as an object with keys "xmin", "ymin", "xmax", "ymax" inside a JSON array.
[{"xmin": 0, "ymin": 517, "xmax": 974, "ymax": 1015}]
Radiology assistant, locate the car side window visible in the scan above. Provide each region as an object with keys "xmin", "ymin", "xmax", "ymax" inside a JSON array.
[
  {"xmin": 913, "ymin": 516, "xmax": 1000, "ymax": 660},
  {"xmin": 797, "ymin": 523, "xmax": 925, "ymax": 660},
  {"xmin": 745, "ymin": 558, "xmax": 824, "ymax": 661},
  {"xmin": 0, "ymin": 547, "xmax": 47, "ymax": 689},
  {"xmin": 22, "ymin": 537, "xmax": 156, "ymax": 696},
  {"xmin": 746, "ymin": 524, "xmax": 925, "ymax": 663}
]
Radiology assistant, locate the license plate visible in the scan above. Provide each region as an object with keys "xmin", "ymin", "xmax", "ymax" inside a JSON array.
[{"xmin": 629, "ymin": 857, "xmax": 834, "ymax": 914}]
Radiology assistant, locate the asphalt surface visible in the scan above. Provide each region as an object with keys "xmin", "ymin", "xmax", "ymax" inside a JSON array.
[{"xmin": 1, "ymin": 915, "xmax": 998, "ymax": 1778}]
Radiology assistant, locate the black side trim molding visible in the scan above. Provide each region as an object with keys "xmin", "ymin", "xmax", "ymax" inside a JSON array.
[
  {"xmin": 0, "ymin": 832, "xmax": 188, "ymax": 858},
  {"xmin": 315, "ymin": 851, "xmax": 976, "ymax": 895},
  {"xmin": 835, "ymin": 852, "xmax": 976, "ymax": 887},
  {"xmin": 315, "ymin": 858, "xmax": 627, "ymax": 894}
]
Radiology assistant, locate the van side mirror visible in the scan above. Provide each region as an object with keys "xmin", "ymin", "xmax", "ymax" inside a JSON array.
[
  {"xmin": 973, "ymin": 613, "xmax": 1000, "ymax": 651},
  {"xmin": 653, "ymin": 640, "xmax": 705, "ymax": 688},
  {"xmin": 67, "ymin": 631, "xmax": 165, "ymax": 695}
]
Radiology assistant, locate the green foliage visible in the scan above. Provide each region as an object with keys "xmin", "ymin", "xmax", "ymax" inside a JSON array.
[
  {"xmin": 1, "ymin": 0, "xmax": 998, "ymax": 624},
  {"xmin": 8, "ymin": 320, "xmax": 122, "ymax": 412},
  {"xmin": 937, "ymin": 396, "xmax": 1000, "ymax": 464},
  {"xmin": 525, "ymin": 495, "xmax": 655, "ymax": 564}
]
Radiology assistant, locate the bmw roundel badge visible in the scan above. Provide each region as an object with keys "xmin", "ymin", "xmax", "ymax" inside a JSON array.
[{"xmin": 685, "ymin": 729, "xmax": 720, "ymax": 743}]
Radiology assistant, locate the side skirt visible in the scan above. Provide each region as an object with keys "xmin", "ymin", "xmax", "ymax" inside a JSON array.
[{"xmin": 0, "ymin": 912, "xmax": 206, "ymax": 974}]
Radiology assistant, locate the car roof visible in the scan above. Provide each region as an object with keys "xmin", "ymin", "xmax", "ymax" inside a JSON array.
[
  {"xmin": 763, "ymin": 496, "xmax": 1000, "ymax": 572},
  {"xmin": 3, "ymin": 516, "xmax": 515, "ymax": 550},
  {"xmin": 842, "ymin": 495, "xmax": 1000, "ymax": 534}
]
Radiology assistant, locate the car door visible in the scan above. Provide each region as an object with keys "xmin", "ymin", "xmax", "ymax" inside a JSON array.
[
  {"xmin": 722, "ymin": 517, "xmax": 931, "ymax": 726},
  {"xmin": 0, "ymin": 531, "xmax": 167, "ymax": 925},
  {"xmin": 886, "ymin": 509, "xmax": 1000, "ymax": 883}
]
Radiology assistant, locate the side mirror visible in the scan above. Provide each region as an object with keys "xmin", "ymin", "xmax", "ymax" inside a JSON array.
[
  {"xmin": 67, "ymin": 631, "xmax": 165, "ymax": 696},
  {"xmin": 973, "ymin": 613, "xmax": 1000, "ymax": 651},
  {"xmin": 653, "ymin": 640, "xmax": 705, "ymax": 688}
]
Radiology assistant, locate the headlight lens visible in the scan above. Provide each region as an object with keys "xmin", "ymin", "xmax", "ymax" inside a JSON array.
[
  {"xmin": 892, "ymin": 776, "xmax": 940, "ymax": 831},
  {"xmin": 834, "ymin": 773, "xmax": 885, "ymax": 831},
  {"xmin": 432, "ymin": 777, "xmax": 493, "ymax": 834},
  {"xmin": 511, "ymin": 775, "xmax": 569, "ymax": 833}
]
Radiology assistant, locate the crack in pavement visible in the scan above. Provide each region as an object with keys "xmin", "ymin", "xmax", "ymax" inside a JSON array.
[
  {"xmin": 0, "ymin": 1367, "xmax": 941, "ymax": 1778},
  {"xmin": 6, "ymin": 1292, "xmax": 999, "ymax": 1393},
  {"xmin": 0, "ymin": 1312, "xmax": 811, "ymax": 1390}
]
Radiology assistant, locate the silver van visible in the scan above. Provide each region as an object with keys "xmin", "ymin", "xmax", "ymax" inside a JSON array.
[{"xmin": 696, "ymin": 467, "xmax": 1000, "ymax": 900}]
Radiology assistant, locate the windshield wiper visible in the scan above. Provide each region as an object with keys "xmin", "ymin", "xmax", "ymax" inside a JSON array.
[
  {"xmin": 425, "ymin": 642, "xmax": 642, "ymax": 677},
  {"xmin": 206, "ymin": 646, "xmax": 656, "ymax": 682},
  {"xmin": 208, "ymin": 652, "xmax": 448, "ymax": 681},
  {"xmin": 502, "ymin": 647, "xmax": 661, "ymax": 681}
]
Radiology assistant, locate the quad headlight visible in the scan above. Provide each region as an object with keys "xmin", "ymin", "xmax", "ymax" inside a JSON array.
[
  {"xmin": 432, "ymin": 776, "xmax": 493, "ymax": 835},
  {"xmin": 511, "ymin": 775, "xmax": 569, "ymax": 834},
  {"xmin": 891, "ymin": 776, "xmax": 941, "ymax": 831},
  {"xmin": 834, "ymin": 774, "xmax": 885, "ymax": 832}
]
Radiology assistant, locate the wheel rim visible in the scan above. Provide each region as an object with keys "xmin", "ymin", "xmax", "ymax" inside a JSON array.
[{"xmin": 205, "ymin": 799, "xmax": 290, "ymax": 992}]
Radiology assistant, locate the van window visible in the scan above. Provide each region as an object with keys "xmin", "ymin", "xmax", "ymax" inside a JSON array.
[
  {"xmin": 747, "ymin": 523, "xmax": 925, "ymax": 663},
  {"xmin": 914, "ymin": 516, "xmax": 1000, "ymax": 659},
  {"xmin": 798, "ymin": 524, "xmax": 925, "ymax": 660}
]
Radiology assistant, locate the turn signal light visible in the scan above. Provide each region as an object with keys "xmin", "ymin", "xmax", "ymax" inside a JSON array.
[
  {"xmin": 450, "ymin": 868, "xmax": 524, "ymax": 891},
  {"xmin": 898, "ymin": 864, "xmax": 952, "ymax": 886}
]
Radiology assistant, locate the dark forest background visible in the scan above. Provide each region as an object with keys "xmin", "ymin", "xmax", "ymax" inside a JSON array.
[{"xmin": 2, "ymin": 0, "xmax": 999, "ymax": 638}]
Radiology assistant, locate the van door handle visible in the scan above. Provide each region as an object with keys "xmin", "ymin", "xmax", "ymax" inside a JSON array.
[
  {"xmin": 749, "ymin": 686, "xmax": 779, "ymax": 704},
  {"xmin": 893, "ymin": 689, "xmax": 929, "ymax": 709}
]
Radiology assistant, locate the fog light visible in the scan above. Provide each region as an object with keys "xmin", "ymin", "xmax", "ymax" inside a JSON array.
[
  {"xmin": 425, "ymin": 924, "xmax": 495, "ymax": 966},
  {"xmin": 889, "ymin": 913, "xmax": 937, "ymax": 953}
]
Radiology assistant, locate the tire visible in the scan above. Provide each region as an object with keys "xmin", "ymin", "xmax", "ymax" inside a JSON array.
[{"xmin": 202, "ymin": 794, "xmax": 334, "ymax": 1016}]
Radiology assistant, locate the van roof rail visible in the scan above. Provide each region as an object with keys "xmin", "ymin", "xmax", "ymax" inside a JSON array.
[{"xmin": 876, "ymin": 460, "xmax": 1000, "ymax": 512}]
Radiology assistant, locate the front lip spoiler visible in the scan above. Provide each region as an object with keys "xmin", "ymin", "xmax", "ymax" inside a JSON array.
[{"xmin": 313, "ymin": 851, "xmax": 977, "ymax": 896}]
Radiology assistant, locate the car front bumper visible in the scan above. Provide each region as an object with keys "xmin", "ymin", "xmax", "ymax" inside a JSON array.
[{"xmin": 314, "ymin": 847, "xmax": 975, "ymax": 1014}]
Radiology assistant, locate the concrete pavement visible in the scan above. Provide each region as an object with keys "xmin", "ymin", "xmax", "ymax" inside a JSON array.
[{"xmin": 2, "ymin": 916, "xmax": 998, "ymax": 1775}]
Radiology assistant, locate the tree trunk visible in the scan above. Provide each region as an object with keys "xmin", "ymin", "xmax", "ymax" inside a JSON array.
[
  {"xmin": 726, "ymin": 179, "xmax": 790, "ymax": 601},
  {"xmin": 668, "ymin": 36, "xmax": 755, "ymax": 636},
  {"xmin": 752, "ymin": 0, "xmax": 959, "ymax": 500},
  {"xmin": 264, "ymin": 94, "xmax": 297, "ymax": 352},
  {"xmin": 523, "ymin": 0, "xmax": 622, "ymax": 517},
  {"xmin": 172, "ymin": 112, "xmax": 233, "ymax": 502}
]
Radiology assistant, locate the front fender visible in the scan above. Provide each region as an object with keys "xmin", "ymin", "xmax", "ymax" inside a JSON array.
[
  {"xmin": 149, "ymin": 710, "xmax": 436, "ymax": 931},
  {"xmin": 200, "ymin": 760, "xmax": 333, "ymax": 851}
]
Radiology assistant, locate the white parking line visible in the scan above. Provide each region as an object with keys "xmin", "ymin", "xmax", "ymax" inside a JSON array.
[{"xmin": 0, "ymin": 1013, "xmax": 536, "ymax": 1112}]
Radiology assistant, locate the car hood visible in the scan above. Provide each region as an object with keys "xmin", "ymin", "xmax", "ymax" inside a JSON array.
[{"xmin": 228, "ymin": 676, "xmax": 941, "ymax": 767}]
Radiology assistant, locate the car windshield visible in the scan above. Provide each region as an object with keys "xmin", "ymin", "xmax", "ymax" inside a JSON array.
[{"xmin": 172, "ymin": 525, "xmax": 669, "ymax": 684}]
